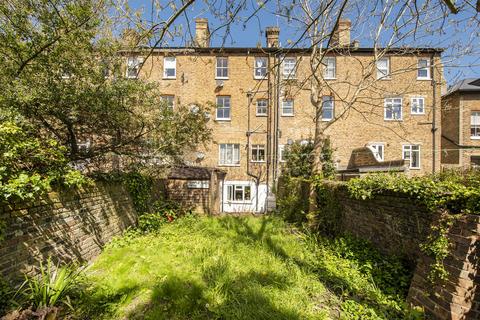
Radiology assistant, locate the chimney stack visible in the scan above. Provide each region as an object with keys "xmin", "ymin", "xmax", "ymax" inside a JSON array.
[
  {"xmin": 332, "ymin": 19, "xmax": 351, "ymax": 47},
  {"xmin": 195, "ymin": 18, "xmax": 210, "ymax": 48},
  {"xmin": 265, "ymin": 27, "xmax": 280, "ymax": 48}
]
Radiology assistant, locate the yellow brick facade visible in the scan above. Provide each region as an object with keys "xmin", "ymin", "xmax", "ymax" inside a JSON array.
[{"xmin": 441, "ymin": 92, "xmax": 480, "ymax": 168}]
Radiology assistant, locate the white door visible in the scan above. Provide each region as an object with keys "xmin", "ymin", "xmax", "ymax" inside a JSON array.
[{"xmin": 221, "ymin": 181, "xmax": 267, "ymax": 213}]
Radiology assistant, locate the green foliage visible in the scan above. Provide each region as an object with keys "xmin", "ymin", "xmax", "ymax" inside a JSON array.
[
  {"xmin": 282, "ymin": 138, "xmax": 336, "ymax": 179},
  {"xmin": 0, "ymin": 120, "xmax": 87, "ymax": 204},
  {"xmin": 0, "ymin": 277, "xmax": 13, "ymax": 315},
  {"xmin": 276, "ymin": 176, "xmax": 310, "ymax": 223},
  {"xmin": 346, "ymin": 171, "xmax": 480, "ymax": 214},
  {"xmin": 419, "ymin": 214, "xmax": 455, "ymax": 282},
  {"xmin": 14, "ymin": 259, "xmax": 82, "ymax": 311},
  {"xmin": 122, "ymin": 172, "xmax": 153, "ymax": 214},
  {"xmin": 309, "ymin": 181, "xmax": 343, "ymax": 237},
  {"xmin": 282, "ymin": 141, "xmax": 314, "ymax": 178},
  {"xmin": 79, "ymin": 216, "xmax": 418, "ymax": 319},
  {"xmin": 0, "ymin": 0, "xmax": 211, "ymax": 169}
]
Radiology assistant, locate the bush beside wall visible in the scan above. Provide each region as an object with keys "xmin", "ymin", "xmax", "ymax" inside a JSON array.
[
  {"xmin": 0, "ymin": 181, "xmax": 137, "ymax": 282},
  {"xmin": 277, "ymin": 178, "xmax": 480, "ymax": 319}
]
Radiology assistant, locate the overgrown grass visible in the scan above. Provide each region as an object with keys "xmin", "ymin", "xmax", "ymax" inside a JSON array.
[{"xmin": 76, "ymin": 216, "xmax": 419, "ymax": 319}]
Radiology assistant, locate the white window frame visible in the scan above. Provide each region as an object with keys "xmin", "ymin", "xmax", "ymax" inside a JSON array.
[
  {"xmin": 402, "ymin": 144, "xmax": 421, "ymax": 169},
  {"xmin": 281, "ymin": 99, "xmax": 294, "ymax": 116},
  {"xmin": 216, "ymin": 96, "xmax": 231, "ymax": 120},
  {"xmin": 251, "ymin": 144, "xmax": 266, "ymax": 162},
  {"xmin": 283, "ymin": 57, "xmax": 296, "ymax": 79},
  {"xmin": 411, "ymin": 97, "xmax": 425, "ymax": 115},
  {"xmin": 254, "ymin": 57, "xmax": 268, "ymax": 79},
  {"xmin": 384, "ymin": 97, "xmax": 403, "ymax": 121},
  {"xmin": 226, "ymin": 184, "xmax": 252, "ymax": 203},
  {"xmin": 216, "ymin": 57, "xmax": 229, "ymax": 79},
  {"xmin": 278, "ymin": 145, "xmax": 286, "ymax": 162},
  {"xmin": 256, "ymin": 99, "xmax": 268, "ymax": 116},
  {"xmin": 161, "ymin": 95, "xmax": 175, "ymax": 108},
  {"xmin": 163, "ymin": 56, "xmax": 176, "ymax": 79},
  {"xmin": 417, "ymin": 58, "xmax": 431, "ymax": 80},
  {"xmin": 471, "ymin": 111, "xmax": 480, "ymax": 139},
  {"xmin": 368, "ymin": 143, "xmax": 385, "ymax": 161},
  {"xmin": 324, "ymin": 57, "xmax": 336, "ymax": 79},
  {"xmin": 376, "ymin": 57, "xmax": 390, "ymax": 79},
  {"xmin": 322, "ymin": 96, "xmax": 334, "ymax": 121},
  {"xmin": 219, "ymin": 143, "xmax": 240, "ymax": 166},
  {"xmin": 126, "ymin": 56, "xmax": 143, "ymax": 79}
]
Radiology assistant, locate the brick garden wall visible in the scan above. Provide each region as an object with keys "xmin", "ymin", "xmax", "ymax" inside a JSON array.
[
  {"xmin": 311, "ymin": 181, "xmax": 479, "ymax": 319},
  {"xmin": 0, "ymin": 181, "xmax": 137, "ymax": 282}
]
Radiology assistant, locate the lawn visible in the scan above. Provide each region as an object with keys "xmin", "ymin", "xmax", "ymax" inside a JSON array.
[{"xmin": 77, "ymin": 215, "xmax": 416, "ymax": 320}]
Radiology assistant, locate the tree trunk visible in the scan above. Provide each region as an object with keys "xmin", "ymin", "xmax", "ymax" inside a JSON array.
[{"xmin": 308, "ymin": 114, "xmax": 326, "ymax": 215}]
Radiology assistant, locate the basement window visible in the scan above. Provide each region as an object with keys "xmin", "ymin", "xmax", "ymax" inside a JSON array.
[{"xmin": 226, "ymin": 185, "xmax": 251, "ymax": 202}]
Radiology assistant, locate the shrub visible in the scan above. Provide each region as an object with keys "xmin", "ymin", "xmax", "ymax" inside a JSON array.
[{"xmin": 14, "ymin": 259, "xmax": 82, "ymax": 311}]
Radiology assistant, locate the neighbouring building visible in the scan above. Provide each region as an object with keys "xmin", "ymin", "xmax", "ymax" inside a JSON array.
[
  {"xmin": 441, "ymin": 78, "xmax": 480, "ymax": 169},
  {"xmin": 124, "ymin": 18, "xmax": 443, "ymax": 213}
]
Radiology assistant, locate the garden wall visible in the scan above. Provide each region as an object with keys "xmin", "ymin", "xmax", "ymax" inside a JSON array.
[
  {"xmin": 0, "ymin": 181, "xmax": 137, "ymax": 282},
  {"xmin": 321, "ymin": 181, "xmax": 480, "ymax": 319},
  {"xmin": 279, "ymin": 179, "xmax": 479, "ymax": 320}
]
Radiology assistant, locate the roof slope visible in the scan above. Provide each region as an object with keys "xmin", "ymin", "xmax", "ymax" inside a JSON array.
[{"xmin": 444, "ymin": 78, "xmax": 480, "ymax": 97}]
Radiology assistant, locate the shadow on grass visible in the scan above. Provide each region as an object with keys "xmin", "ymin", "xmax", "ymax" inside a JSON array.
[{"xmin": 124, "ymin": 270, "xmax": 301, "ymax": 320}]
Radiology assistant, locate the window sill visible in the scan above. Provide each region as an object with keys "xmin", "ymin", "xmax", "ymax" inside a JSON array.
[
  {"xmin": 163, "ymin": 77, "xmax": 176, "ymax": 80},
  {"xmin": 254, "ymin": 76, "xmax": 267, "ymax": 80},
  {"xmin": 324, "ymin": 77, "xmax": 336, "ymax": 80},
  {"xmin": 471, "ymin": 136, "xmax": 480, "ymax": 140},
  {"xmin": 417, "ymin": 78, "xmax": 431, "ymax": 81},
  {"xmin": 281, "ymin": 114, "xmax": 294, "ymax": 117},
  {"xmin": 384, "ymin": 118, "xmax": 403, "ymax": 121},
  {"xmin": 256, "ymin": 114, "xmax": 268, "ymax": 117},
  {"xmin": 215, "ymin": 118, "xmax": 231, "ymax": 122},
  {"xmin": 409, "ymin": 167, "xmax": 421, "ymax": 170},
  {"xmin": 215, "ymin": 77, "xmax": 229, "ymax": 80},
  {"xmin": 411, "ymin": 112, "xmax": 425, "ymax": 115},
  {"xmin": 322, "ymin": 118, "xmax": 333, "ymax": 122}
]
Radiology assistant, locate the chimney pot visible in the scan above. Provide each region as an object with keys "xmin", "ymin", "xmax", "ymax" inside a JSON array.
[
  {"xmin": 332, "ymin": 19, "xmax": 351, "ymax": 47},
  {"xmin": 195, "ymin": 18, "xmax": 210, "ymax": 48},
  {"xmin": 265, "ymin": 27, "xmax": 280, "ymax": 48}
]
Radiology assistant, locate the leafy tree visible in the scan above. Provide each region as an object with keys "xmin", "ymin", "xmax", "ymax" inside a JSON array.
[{"xmin": 0, "ymin": 0, "xmax": 211, "ymax": 171}]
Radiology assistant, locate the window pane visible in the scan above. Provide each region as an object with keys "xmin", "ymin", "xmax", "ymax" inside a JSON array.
[{"xmin": 244, "ymin": 186, "xmax": 251, "ymax": 200}]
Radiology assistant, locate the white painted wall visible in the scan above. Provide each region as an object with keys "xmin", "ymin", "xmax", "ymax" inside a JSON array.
[{"xmin": 220, "ymin": 180, "xmax": 267, "ymax": 213}]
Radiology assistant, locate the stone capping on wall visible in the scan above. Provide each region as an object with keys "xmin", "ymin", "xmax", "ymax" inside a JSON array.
[
  {"xmin": 318, "ymin": 180, "xmax": 480, "ymax": 320},
  {"xmin": 0, "ymin": 181, "xmax": 138, "ymax": 283}
]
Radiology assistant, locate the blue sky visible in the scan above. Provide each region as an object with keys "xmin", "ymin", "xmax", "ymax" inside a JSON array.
[{"xmin": 127, "ymin": 0, "xmax": 479, "ymax": 85}]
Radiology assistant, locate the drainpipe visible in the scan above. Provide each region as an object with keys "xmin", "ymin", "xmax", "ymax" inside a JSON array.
[
  {"xmin": 246, "ymin": 92, "xmax": 260, "ymax": 213},
  {"xmin": 431, "ymin": 53, "xmax": 437, "ymax": 173}
]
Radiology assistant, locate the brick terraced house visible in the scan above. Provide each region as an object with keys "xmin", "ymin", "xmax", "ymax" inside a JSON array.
[
  {"xmin": 125, "ymin": 18, "xmax": 444, "ymax": 213},
  {"xmin": 441, "ymin": 78, "xmax": 480, "ymax": 169}
]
